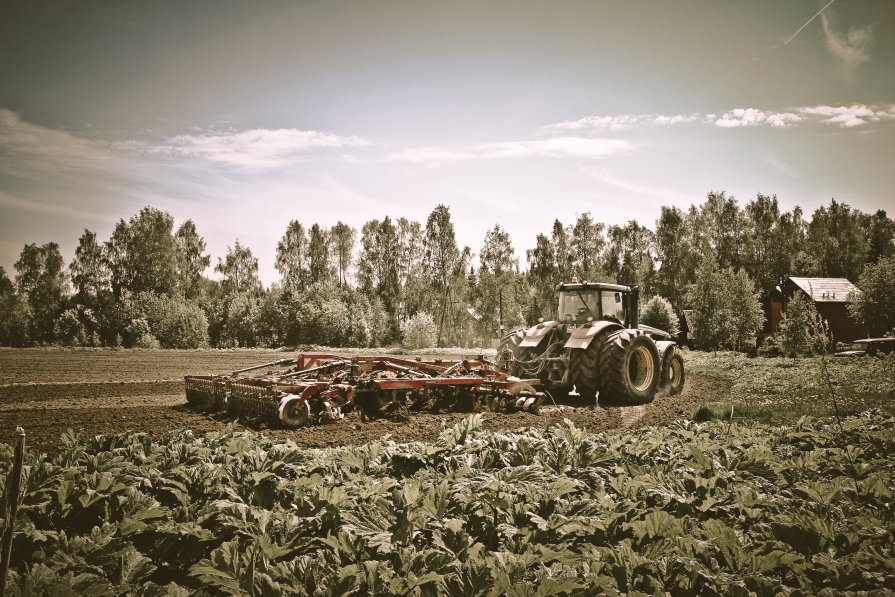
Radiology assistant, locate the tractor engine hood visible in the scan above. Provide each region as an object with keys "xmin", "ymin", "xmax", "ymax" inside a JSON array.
[{"xmin": 519, "ymin": 320, "xmax": 561, "ymax": 348}]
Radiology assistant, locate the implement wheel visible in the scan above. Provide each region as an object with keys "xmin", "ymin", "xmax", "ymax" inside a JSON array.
[
  {"xmin": 600, "ymin": 332, "xmax": 660, "ymax": 405},
  {"xmin": 278, "ymin": 395, "xmax": 311, "ymax": 428}
]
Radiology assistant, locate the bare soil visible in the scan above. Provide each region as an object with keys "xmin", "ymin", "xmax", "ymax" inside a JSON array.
[{"xmin": 0, "ymin": 349, "xmax": 731, "ymax": 453}]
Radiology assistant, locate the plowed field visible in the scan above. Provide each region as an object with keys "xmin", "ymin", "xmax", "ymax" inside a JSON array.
[{"xmin": 0, "ymin": 349, "xmax": 730, "ymax": 453}]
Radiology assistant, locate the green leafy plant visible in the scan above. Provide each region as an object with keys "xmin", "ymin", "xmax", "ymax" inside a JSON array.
[{"xmin": 1, "ymin": 413, "xmax": 894, "ymax": 594}]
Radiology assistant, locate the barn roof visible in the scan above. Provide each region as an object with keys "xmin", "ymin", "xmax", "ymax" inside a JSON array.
[{"xmin": 788, "ymin": 277, "xmax": 860, "ymax": 303}]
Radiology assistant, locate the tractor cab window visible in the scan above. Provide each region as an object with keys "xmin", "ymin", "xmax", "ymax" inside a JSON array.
[
  {"xmin": 601, "ymin": 291, "xmax": 625, "ymax": 322},
  {"xmin": 558, "ymin": 291, "xmax": 599, "ymax": 322}
]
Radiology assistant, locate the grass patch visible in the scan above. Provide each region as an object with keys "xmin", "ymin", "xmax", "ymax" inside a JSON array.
[
  {"xmin": 683, "ymin": 349, "xmax": 895, "ymax": 424},
  {"xmin": 692, "ymin": 401, "xmax": 734, "ymax": 422}
]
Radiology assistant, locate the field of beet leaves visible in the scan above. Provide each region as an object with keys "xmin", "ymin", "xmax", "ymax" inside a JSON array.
[
  {"xmin": 2, "ymin": 407, "xmax": 895, "ymax": 595},
  {"xmin": 1, "ymin": 349, "xmax": 894, "ymax": 595}
]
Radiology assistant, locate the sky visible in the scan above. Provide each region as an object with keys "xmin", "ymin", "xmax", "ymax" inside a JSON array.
[{"xmin": 1, "ymin": 0, "xmax": 894, "ymax": 286}]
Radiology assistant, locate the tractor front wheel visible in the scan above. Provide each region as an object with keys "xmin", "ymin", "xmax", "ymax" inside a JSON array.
[{"xmin": 661, "ymin": 351, "xmax": 685, "ymax": 395}]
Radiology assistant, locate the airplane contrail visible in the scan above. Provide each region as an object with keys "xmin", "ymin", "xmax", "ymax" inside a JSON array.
[{"xmin": 784, "ymin": 0, "xmax": 837, "ymax": 45}]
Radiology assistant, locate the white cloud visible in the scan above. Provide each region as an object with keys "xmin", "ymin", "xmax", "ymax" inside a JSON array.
[
  {"xmin": 130, "ymin": 128, "xmax": 369, "ymax": 170},
  {"xmin": 543, "ymin": 113, "xmax": 699, "ymax": 134},
  {"xmin": 653, "ymin": 114, "xmax": 700, "ymax": 126},
  {"xmin": 387, "ymin": 137, "xmax": 633, "ymax": 162},
  {"xmin": 797, "ymin": 104, "xmax": 893, "ymax": 128},
  {"xmin": 821, "ymin": 14, "xmax": 874, "ymax": 69},
  {"xmin": 713, "ymin": 108, "xmax": 801, "ymax": 128},
  {"xmin": 544, "ymin": 104, "xmax": 895, "ymax": 134}
]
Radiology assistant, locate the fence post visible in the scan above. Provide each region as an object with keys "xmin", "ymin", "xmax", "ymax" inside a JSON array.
[{"xmin": 0, "ymin": 427, "xmax": 26, "ymax": 596}]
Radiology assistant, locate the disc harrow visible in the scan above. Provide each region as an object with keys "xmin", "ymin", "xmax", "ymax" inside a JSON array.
[{"xmin": 184, "ymin": 353, "xmax": 544, "ymax": 428}]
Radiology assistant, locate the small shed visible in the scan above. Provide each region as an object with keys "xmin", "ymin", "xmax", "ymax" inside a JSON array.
[{"xmin": 770, "ymin": 277, "xmax": 865, "ymax": 343}]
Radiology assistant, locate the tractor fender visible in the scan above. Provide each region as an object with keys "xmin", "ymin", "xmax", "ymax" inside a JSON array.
[
  {"xmin": 654, "ymin": 340, "xmax": 677, "ymax": 361},
  {"xmin": 638, "ymin": 324, "xmax": 671, "ymax": 339},
  {"xmin": 519, "ymin": 320, "xmax": 561, "ymax": 348},
  {"xmin": 564, "ymin": 320, "xmax": 623, "ymax": 350}
]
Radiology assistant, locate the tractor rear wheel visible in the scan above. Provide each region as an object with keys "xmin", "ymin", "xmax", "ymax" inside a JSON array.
[
  {"xmin": 600, "ymin": 332, "xmax": 661, "ymax": 404},
  {"xmin": 569, "ymin": 326, "xmax": 620, "ymax": 400}
]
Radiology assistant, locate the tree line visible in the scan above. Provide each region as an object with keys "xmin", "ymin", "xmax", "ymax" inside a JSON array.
[{"xmin": 0, "ymin": 193, "xmax": 892, "ymax": 350}]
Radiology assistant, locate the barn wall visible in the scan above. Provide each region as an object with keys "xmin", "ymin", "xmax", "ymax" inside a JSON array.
[
  {"xmin": 770, "ymin": 297, "xmax": 783, "ymax": 334},
  {"xmin": 814, "ymin": 303, "xmax": 865, "ymax": 343}
]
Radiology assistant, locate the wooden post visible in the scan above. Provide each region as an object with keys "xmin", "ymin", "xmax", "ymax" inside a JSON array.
[{"xmin": 0, "ymin": 427, "xmax": 26, "ymax": 596}]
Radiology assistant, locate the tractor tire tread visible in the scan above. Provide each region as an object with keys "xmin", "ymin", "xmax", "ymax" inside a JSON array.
[
  {"xmin": 570, "ymin": 326, "xmax": 620, "ymax": 399},
  {"xmin": 600, "ymin": 332, "xmax": 660, "ymax": 405}
]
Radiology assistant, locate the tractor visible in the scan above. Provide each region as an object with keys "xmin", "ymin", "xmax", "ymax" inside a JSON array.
[{"xmin": 497, "ymin": 279, "xmax": 684, "ymax": 404}]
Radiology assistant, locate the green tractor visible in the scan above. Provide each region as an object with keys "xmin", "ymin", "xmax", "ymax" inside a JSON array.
[{"xmin": 497, "ymin": 280, "xmax": 684, "ymax": 404}]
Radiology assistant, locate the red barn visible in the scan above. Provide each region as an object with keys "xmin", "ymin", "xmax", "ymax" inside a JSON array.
[{"xmin": 770, "ymin": 277, "xmax": 865, "ymax": 343}]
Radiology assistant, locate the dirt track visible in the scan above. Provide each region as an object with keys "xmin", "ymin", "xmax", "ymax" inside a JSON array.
[{"xmin": 0, "ymin": 349, "xmax": 730, "ymax": 453}]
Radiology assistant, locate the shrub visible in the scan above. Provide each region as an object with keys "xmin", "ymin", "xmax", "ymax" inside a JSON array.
[
  {"xmin": 140, "ymin": 293, "xmax": 209, "ymax": 349},
  {"xmin": 777, "ymin": 293, "xmax": 812, "ymax": 356},
  {"xmin": 640, "ymin": 295, "xmax": 680, "ymax": 337},
  {"xmin": 401, "ymin": 312, "xmax": 438, "ymax": 349},
  {"xmin": 289, "ymin": 285, "xmax": 349, "ymax": 346},
  {"xmin": 54, "ymin": 309, "xmax": 87, "ymax": 346},
  {"xmin": 687, "ymin": 255, "xmax": 764, "ymax": 352},
  {"xmin": 343, "ymin": 291, "xmax": 389, "ymax": 347},
  {"xmin": 285, "ymin": 282, "xmax": 387, "ymax": 347},
  {"xmin": 221, "ymin": 291, "xmax": 261, "ymax": 348},
  {"xmin": 757, "ymin": 334, "xmax": 784, "ymax": 357},
  {"xmin": 122, "ymin": 316, "xmax": 160, "ymax": 349},
  {"xmin": 0, "ymin": 296, "xmax": 31, "ymax": 347},
  {"xmin": 774, "ymin": 293, "xmax": 830, "ymax": 357}
]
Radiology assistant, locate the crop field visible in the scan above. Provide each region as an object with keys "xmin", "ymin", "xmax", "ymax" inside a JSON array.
[
  {"xmin": 1, "ymin": 348, "xmax": 894, "ymax": 594},
  {"xmin": 1, "ymin": 412, "xmax": 894, "ymax": 595},
  {"xmin": 0, "ymin": 348, "xmax": 728, "ymax": 454}
]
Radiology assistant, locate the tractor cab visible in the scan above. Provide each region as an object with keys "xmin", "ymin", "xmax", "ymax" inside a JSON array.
[{"xmin": 555, "ymin": 280, "xmax": 635, "ymax": 328}]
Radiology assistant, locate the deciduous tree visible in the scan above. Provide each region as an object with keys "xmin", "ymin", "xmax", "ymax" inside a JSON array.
[
  {"xmin": 330, "ymin": 221, "xmax": 356, "ymax": 288},
  {"xmin": 105, "ymin": 207, "xmax": 179, "ymax": 297},
  {"xmin": 275, "ymin": 220, "xmax": 309, "ymax": 291},
  {"xmin": 174, "ymin": 220, "xmax": 210, "ymax": 298},
  {"xmin": 307, "ymin": 223, "xmax": 334, "ymax": 285},
  {"xmin": 357, "ymin": 217, "xmax": 401, "ymax": 336},
  {"xmin": 216, "ymin": 240, "xmax": 262, "ymax": 296},
  {"xmin": 15, "ymin": 242, "xmax": 66, "ymax": 342},
  {"xmin": 848, "ymin": 255, "xmax": 895, "ymax": 337},
  {"xmin": 569, "ymin": 212, "xmax": 606, "ymax": 281}
]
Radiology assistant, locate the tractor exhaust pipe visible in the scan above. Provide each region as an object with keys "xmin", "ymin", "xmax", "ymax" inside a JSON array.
[{"xmin": 628, "ymin": 286, "xmax": 640, "ymax": 329}]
